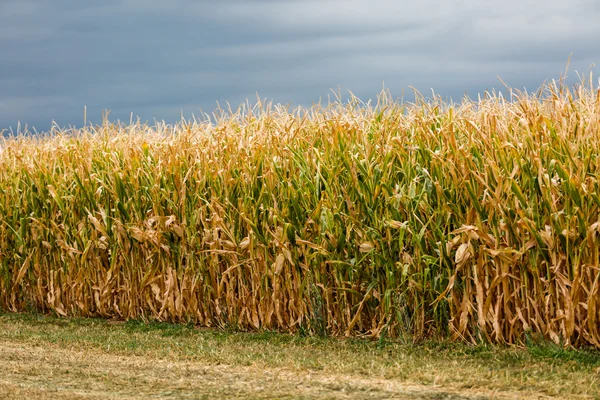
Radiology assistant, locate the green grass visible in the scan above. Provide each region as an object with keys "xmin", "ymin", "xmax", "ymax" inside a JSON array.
[{"xmin": 1, "ymin": 312, "xmax": 599, "ymax": 399}]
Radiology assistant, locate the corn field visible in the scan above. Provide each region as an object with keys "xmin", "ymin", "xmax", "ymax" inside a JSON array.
[{"xmin": 1, "ymin": 77, "xmax": 600, "ymax": 348}]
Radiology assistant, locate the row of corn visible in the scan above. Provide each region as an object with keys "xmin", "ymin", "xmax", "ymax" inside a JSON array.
[{"xmin": 1, "ymin": 78, "xmax": 599, "ymax": 347}]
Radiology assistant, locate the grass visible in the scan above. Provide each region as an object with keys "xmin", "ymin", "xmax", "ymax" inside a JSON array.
[{"xmin": 0, "ymin": 312, "xmax": 599, "ymax": 399}]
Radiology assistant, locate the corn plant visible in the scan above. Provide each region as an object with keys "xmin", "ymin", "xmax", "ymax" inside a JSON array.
[{"xmin": 1, "ymin": 76, "xmax": 599, "ymax": 347}]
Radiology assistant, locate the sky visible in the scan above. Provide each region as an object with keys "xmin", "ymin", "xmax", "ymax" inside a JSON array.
[{"xmin": 1, "ymin": 0, "xmax": 599, "ymax": 133}]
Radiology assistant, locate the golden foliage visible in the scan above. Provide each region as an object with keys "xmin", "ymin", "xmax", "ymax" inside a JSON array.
[{"xmin": 1, "ymin": 76, "xmax": 600, "ymax": 347}]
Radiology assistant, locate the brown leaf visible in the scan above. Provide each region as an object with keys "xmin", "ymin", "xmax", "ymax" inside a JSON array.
[
  {"xmin": 273, "ymin": 253, "xmax": 285, "ymax": 275},
  {"xmin": 455, "ymin": 243, "xmax": 471, "ymax": 265},
  {"xmin": 359, "ymin": 242, "xmax": 375, "ymax": 253}
]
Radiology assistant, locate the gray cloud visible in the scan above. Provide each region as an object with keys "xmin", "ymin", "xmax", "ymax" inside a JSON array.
[{"xmin": 1, "ymin": 0, "xmax": 598, "ymax": 132}]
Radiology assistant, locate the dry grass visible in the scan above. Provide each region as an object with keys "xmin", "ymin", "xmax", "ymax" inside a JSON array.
[
  {"xmin": 1, "ymin": 75, "xmax": 600, "ymax": 347},
  {"xmin": 1, "ymin": 313, "xmax": 599, "ymax": 399}
]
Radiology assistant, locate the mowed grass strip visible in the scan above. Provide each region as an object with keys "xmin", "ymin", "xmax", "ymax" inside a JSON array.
[
  {"xmin": 1, "ymin": 76, "xmax": 600, "ymax": 347},
  {"xmin": 1, "ymin": 313, "xmax": 599, "ymax": 399}
]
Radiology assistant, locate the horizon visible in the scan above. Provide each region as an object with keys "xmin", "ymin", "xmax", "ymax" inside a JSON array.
[{"xmin": 1, "ymin": 69, "xmax": 597, "ymax": 137}]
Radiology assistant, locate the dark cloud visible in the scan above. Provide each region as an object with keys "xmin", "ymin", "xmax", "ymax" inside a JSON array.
[{"xmin": 1, "ymin": 0, "xmax": 598, "ymax": 133}]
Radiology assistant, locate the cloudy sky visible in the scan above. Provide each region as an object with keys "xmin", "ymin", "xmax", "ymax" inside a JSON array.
[{"xmin": 1, "ymin": 0, "xmax": 599, "ymax": 132}]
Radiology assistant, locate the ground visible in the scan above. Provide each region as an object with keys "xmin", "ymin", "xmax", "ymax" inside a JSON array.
[{"xmin": 0, "ymin": 313, "xmax": 598, "ymax": 399}]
